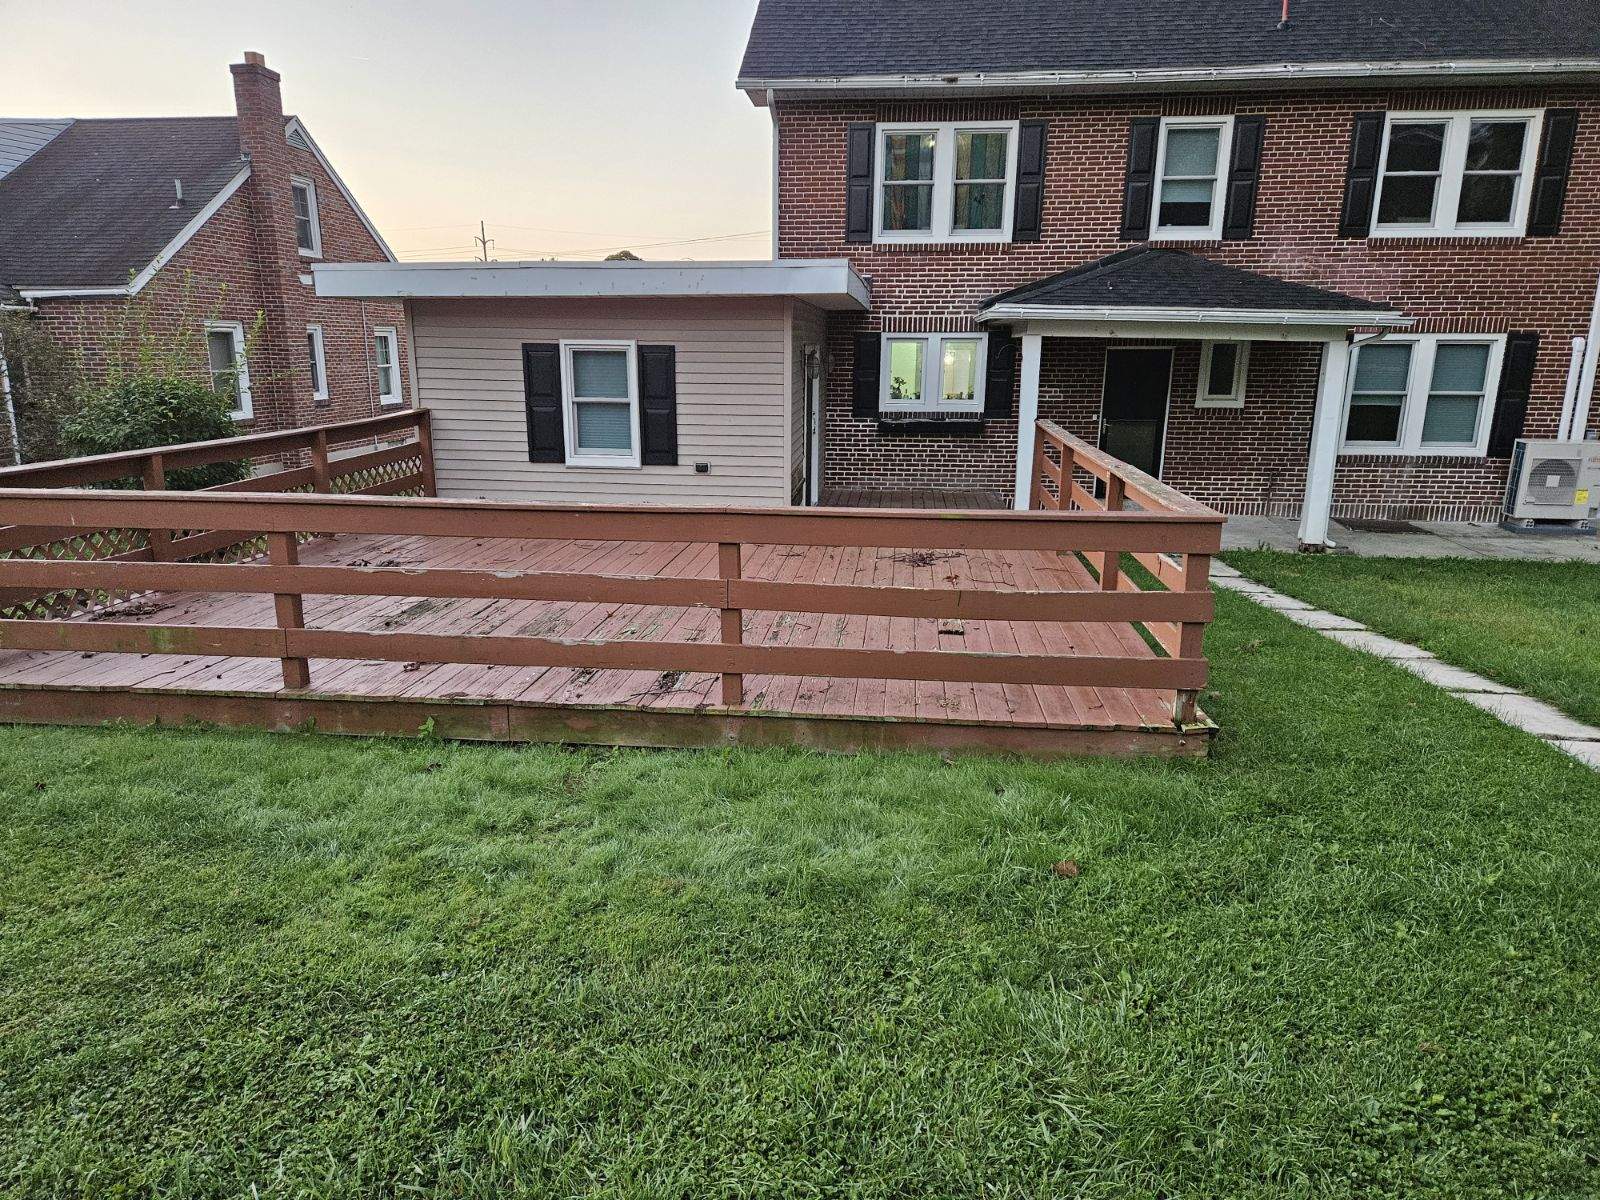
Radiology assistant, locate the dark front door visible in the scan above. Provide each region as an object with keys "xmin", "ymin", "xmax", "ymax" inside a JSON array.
[{"xmin": 1100, "ymin": 348, "xmax": 1173, "ymax": 478}]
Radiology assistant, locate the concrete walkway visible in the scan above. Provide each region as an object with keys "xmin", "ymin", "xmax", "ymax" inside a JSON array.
[
  {"xmin": 1224, "ymin": 514, "xmax": 1600, "ymax": 561},
  {"xmin": 1212, "ymin": 562, "xmax": 1600, "ymax": 769}
]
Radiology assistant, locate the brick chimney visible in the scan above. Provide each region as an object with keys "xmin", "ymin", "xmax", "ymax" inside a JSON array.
[{"xmin": 230, "ymin": 51, "xmax": 317, "ymax": 429}]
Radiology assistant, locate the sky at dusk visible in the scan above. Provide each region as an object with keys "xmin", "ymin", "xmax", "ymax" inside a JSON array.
[{"xmin": 1, "ymin": 0, "xmax": 773, "ymax": 262}]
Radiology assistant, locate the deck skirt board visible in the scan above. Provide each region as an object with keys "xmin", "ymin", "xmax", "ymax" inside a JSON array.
[{"xmin": 0, "ymin": 531, "xmax": 1214, "ymax": 759}]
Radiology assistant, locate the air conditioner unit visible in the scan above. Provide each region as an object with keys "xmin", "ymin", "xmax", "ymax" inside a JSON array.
[{"xmin": 1503, "ymin": 439, "xmax": 1600, "ymax": 526}]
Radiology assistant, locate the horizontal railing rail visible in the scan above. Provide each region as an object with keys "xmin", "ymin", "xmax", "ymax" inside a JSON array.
[
  {"xmin": 0, "ymin": 484, "xmax": 1221, "ymax": 719},
  {"xmin": 1027, "ymin": 418, "xmax": 1223, "ymax": 723}
]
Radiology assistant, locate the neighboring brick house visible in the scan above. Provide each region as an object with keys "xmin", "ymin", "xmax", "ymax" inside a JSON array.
[
  {"xmin": 737, "ymin": 0, "xmax": 1600, "ymax": 545},
  {"xmin": 0, "ymin": 52, "xmax": 410, "ymax": 461}
]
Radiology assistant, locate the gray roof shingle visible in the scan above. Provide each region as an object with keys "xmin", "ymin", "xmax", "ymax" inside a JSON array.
[
  {"xmin": 981, "ymin": 248, "xmax": 1404, "ymax": 315},
  {"xmin": 739, "ymin": 0, "xmax": 1600, "ymax": 83},
  {"xmin": 0, "ymin": 117, "xmax": 246, "ymax": 292}
]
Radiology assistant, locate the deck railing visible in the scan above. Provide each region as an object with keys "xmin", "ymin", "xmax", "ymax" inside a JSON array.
[
  {"xmin": 0, "ymin": 410, "xmax": 432, "ymax": 618},
  {"xmin": 0, "ymin": 493, "xmax": 1222, "ymax": 727},
  {"xmin": 1027, "ymin": 418, "xmax": 1222, "ymax": 723}
]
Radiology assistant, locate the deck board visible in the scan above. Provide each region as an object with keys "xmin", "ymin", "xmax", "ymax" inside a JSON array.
[{"xmin": 0, "ymin": 530, "xmax": 1214, "ymax": 758}]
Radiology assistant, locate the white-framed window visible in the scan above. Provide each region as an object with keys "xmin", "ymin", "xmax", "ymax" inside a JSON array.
[
  {"xmin": 1372, "ymin": 111, "xmax": 1543, "ymax": 237},
  {"xmin": 372, "ymin": 327, "xmax": 401, "ymax": 406},
  {"xmin": 875, "ymin": 121, "xmax": 1019, "ymax": 244},
  {"xmin": 290, "ymin": 176, "xmax": 322, "ymax": 256},
  {"xmin": 880, "ymin": 333, "xmax": 988, "ymax": 414},
  {"xmin": 1196, "ymin": 340, "xmax": 1249, "ymax": 407},
  {"xmin": 1342, "ymin": 334, "xmax": 1506, "ymax": 456},
  {"xmin": 204, "ymin": 320, "xmax": 252, "ymax": 419},
  {"xmin": 1152, "ymin": 116, "xmax": 1235, "ymax": 241},
  {"xmin": 561, "ymin": 340, "xmax": 640, "ymax": 467},
  {"xmin": 306, "ymin": 324, "xmax": 328, "ymax": 402}
]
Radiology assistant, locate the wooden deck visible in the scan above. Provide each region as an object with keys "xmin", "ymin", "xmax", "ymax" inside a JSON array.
[
  {"xmin": 822, "ymin": 488, "xmax": 1008, "ymax": 510},
  {"xmin": 0, "ymin": 529, "xmax": 1212, "ymax": 758}
]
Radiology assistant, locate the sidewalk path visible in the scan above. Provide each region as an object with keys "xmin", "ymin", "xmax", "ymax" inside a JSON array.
[{"xmin": 1213, "ymin": 562, "xmax": 1600, "ymax": 770}]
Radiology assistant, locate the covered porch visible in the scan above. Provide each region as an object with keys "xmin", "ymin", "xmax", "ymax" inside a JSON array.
[{"xmin": 984, "ymin": 249, "xmax": 1413, "ymax": 549}]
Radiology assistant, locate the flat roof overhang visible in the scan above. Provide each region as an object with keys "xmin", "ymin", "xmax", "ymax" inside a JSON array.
[{"xmin": 313, "ymin": 259, "xmax": 872, "ymax": 311}]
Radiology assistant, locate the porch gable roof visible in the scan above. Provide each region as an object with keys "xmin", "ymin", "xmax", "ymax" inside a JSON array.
[{"xmin": 979, "ymin": 248, "xmax": 1411, "ymax": 329}]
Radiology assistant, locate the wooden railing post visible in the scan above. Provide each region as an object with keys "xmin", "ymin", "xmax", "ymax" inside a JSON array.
[
  {"xmin": 1172, "ymin": 552, "xmax": 1212, "ymax": 726},
  {"xmin": 1099, "ymin": 473, "xmax": 1126, "ymax": 590},
  {"xmin": 1029, "ymin": 439, "xmax": 1046, "ymax": 510},
  {"xmin": 718, "ymin": 541, "xmax": 743, "ymax": 706},
  {"xmin": 140, "ymin": 453, "xmax": 173, "ymax": 562},
  {"xmin": 310, "ymin": 430, "xmax": 331, "ymax": 493},
  {"xmin": 415, "ymin": 410, "xmax": 438, "ymax": 497},
  {"xmin": 267, "ymin": 531, "xmax": 310, "ymax": 689},
  {"xmin": 1059, "ymin": 445, "xmax": 1075, "ymax": 510}
]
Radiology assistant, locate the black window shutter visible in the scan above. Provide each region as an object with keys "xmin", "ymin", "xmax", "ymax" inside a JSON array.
[
  {"xmin": 1222, "ymin": 115, "xmax": 1266, "ymax": 240},
  {"xmin": 1488, "ymin": 332, "xmax": 1539, "ymax": 458},
  {"xmin": 983, "ymin": 335, "xmax": 1019, "ymax": 418},
  {"xmin": 522, "ymin": 343, "xmax": 563, "ymax": 463},
  {"xmin": 1012, "ymin": 120, "xmax": 1048, "ymax": 243},
  {"xmin": 1121, "ymin": 117, "xmax": 1160, "ymax": 241},
  {"xmin": 845, "ymin": 123, "xmax": 875, "ymax": 244},
  {"xmin": 852, "ymin": 332, "xmax": 881, "ymax": 419},
  {"xmin": 1339, "ymin": 111, "xmax": 1386, "ymax": 238},
  {"xmin": 638, "ymin": 344, "xmax": 678, "ymax": 466},
  {"xmin": 1528, "ymin": 109, "xmax": 1579, "ymax": 237}
]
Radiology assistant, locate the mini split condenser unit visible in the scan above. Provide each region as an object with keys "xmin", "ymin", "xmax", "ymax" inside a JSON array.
[{"xmin": 1504, "ymin": 439, "xmax": 1600, "ymax": 524}]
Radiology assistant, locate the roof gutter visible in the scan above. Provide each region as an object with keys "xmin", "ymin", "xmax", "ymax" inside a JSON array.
[
  {"xmin": 740, "ymin": 56, "xmax": 1600, "ymax": 102},
  {"xmin": 980, "ymin": 303, "xmax": 1414, "ymax": 328}
]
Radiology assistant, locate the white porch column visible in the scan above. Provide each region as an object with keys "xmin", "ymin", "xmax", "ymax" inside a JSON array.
[
  {"xmin": 1011, "ymin": 333, "xmax": 1044, "ymax": 510},
  {"xmin": 1298, "ymin": 336, "xmax": 1353, "ymax": 550}
]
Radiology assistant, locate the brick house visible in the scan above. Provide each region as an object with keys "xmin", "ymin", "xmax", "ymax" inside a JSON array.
[
  {"xmin": 0, "ymin": 52, "xmax": 410, "ymax": 461},
  {"xmin": 734, "ymin": 0, "xmax": 1600, "ymax": 546}
]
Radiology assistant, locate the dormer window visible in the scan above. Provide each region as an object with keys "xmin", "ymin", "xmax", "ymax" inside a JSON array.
[
  {"xmin": 874, "ymin": 121, "xmax": 1019, "ymax": 243},
  {"xmin": 290, "ymin": 176, "xmax": 322, "ymax": 256}
]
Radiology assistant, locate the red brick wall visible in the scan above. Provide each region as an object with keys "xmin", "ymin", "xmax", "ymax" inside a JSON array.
[
  {"xmin": 782, "ymin": 84, "xmax": 1600, "ymax": 518},
  {"xmin": 29, "ymin": 59, "xmax": 408, "ymax": 451}
]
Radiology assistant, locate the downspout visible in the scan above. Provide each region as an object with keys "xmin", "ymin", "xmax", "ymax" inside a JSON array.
[
  {"xmin": 1558, "ymin": 336, "xmax": 1585, "ymax": 441},
  {"xmin": 1569, "ymin": 269, "xmax": 1600, "ymax": 441},
  {"xmin": 0, "ymin": 324, "xmax": 19, "ymax": 466}
]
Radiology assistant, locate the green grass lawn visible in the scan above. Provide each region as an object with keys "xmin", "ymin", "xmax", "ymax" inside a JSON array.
[
  {"xmin": 1226, "ymin": 552, "xmax": 1600, "ymax": 728},
  {"xmin": 3, "ymin": 591, "xmax": 1599, "ymax": 1198}
]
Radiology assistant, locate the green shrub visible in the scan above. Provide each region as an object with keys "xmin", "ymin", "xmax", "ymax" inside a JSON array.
[{"xmin": 61, "ymin": 374, "xmax": 248, "ymax": 490}]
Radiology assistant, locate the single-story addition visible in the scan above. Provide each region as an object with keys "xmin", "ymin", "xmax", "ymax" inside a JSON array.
[
  {"xmin": 317, "ymin": 252, "xmax": 1449, "ymax": 546},
  {"xmin": 313, "ymin": 259, "xmax": 869, "ymax": 508}
]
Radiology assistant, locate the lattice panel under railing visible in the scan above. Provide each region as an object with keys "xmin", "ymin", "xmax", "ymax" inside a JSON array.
[
  {"xmin": 1, "ymin": 528, "xmax": 154, "ymax": 620},
  {"xmin": 331, "ymin": 448, "xmax": 425, "ymax": 497}
]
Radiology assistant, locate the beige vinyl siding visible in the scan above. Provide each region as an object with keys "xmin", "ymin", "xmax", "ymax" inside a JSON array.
[
  {"xmin": 789, "ymin": 302, "xmax": 827, "ymax": 503},
  {"xmin": 412, "ymin": 297, "xmax": 791, "ymax": 505}
]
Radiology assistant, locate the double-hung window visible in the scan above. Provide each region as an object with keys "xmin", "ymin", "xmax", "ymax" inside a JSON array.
[
  {"xmin": 1152, "ymin": 116, "xmax": 1234, "ymax": 240},
  {"xmin": 880, "ymin": 334, "xmax": 987, "ymax": 414},
  {"xmin": 875, "ymin": 121, "xmax": 1019, "ymax": 243},
  {"xmin": 561, "ymin": 340, "xmax": 640, "ymax": 466},
  {"xmin": 1342, "ymin": 335, "xmax": 1504, "ymax": 456},
  {"xmin": 204, "ymin": 321, "xmax": 252, "ymax": 419},
  {"xmin": 372, "ymin": 327, "xmax": 401, "ymax": 406},
  {"xmin": 306, "ymin": 324, "xmax": 328, "ymax": 402},
  {"xmin": 291, "ymin": 176, "xmax": 322, "ymax": 256},
  {"xmin": 1372, "ymin": 112, "xmax": 1541, "ymax": 236}
]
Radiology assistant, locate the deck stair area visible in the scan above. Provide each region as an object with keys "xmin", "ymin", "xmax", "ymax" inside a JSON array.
[{"xmin": 0, "ymin": 414, "xmax": 1223, "ymax": 758}]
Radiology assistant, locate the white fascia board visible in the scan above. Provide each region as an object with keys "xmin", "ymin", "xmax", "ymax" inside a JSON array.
[
  {"xmin": 739, "ymin": 57, "xmax": 1600, "ymax": 102},
  {"xmin": 284, "ymin": 118, "xmax": 397, "ymax": 262},
  {"xmin": 312, "ymin": 259, "xmax": 873, "ymax": 310},
  {"xmin": 16, "ymin": 164, "xmax": 252, "ymax": 301},
  {"xmin": 981, "ymin": 303, "xmax": 1414, "ymax": 329}
]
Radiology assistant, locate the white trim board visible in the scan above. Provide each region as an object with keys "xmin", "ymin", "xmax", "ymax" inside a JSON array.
[{"xmin": 313, "ymin": 259, "xmax": 873, "ymax": 310}]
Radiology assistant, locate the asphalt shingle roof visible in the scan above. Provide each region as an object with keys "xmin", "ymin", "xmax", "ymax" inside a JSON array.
[
  {"xmin": 981, "ymin": 248, "xmax": 1404, "ymax": 315},
  {"xmin": 0, "ymin": 117, "xmax": 246, "ymax": 292},
  {"xmin": 739, "ymin": 0, "xmax": 1600, "ymax": 82}
]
